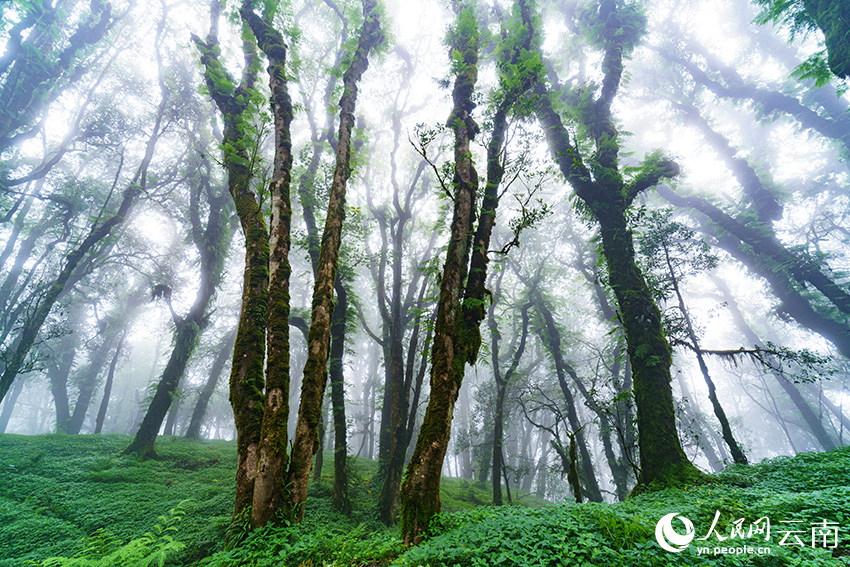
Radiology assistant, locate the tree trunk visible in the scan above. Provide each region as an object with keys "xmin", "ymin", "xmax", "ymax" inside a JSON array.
[
  {"xmin": 665, "ymin": 245, "xmax": 747, "ymax": 465},
  {"xmin": 330, "ymin": 280, "xmax": 351, "ymax": 515},
  {"xmin": 286, "ymin": 0, "xmax": 382, "ymax": 522},
  {"xmin": 241, "ymin": 0, "xmax": 296, "ymax": 529},
  {"xmin": 94, "ymin": 331, "xmax": 125, "ymax": 434},
  {"xmin": 193, "ymin": 14, "xmax": 267, "ymax": 521},
  {"xmin": 0, "ymin": 183, "xmax": 140, "ymax": 404},
  {"xmin": 0, "ymin": 375, "xmax": 25, "ymax": 433},
  {"xmin": 185, "ymin": 328, "xmax": 237, "ymax": 440},
  {"xmin": 125, "ymin": 320, "xmax": 204, "ymax": 458},
  {"xmin": 489, "ymin": 300, "xmax": 532, "ymax": 505},
  {"xmin": 532, "ymin": 294, "xmax": 604, "ymax": 501},
  {"xmin": 527, "ymin": 0, "xmax": 698, "ymax": 488},
  {"xmin": 711, "ymin": 275, "xmax": 837, "ymax": 451},
  {"xmin": 399, "ymin": 4, "xmax": 480, "ymax": 544}
]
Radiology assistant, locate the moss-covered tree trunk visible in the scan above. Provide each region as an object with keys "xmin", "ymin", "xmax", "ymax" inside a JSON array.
[
  {"xmin": 597, "ymin": 214, "xmax": 698, "ymax": 486},
  {"xmin": 239, "ymin": 0, "xmax": 297, "ymax": 528},
  {"xmin": 286, "ymin": 0, "xmax": 382, "ymax": 522},
  {"xmin": 192, "ymin": 5, "xmax": 268, "ymax": 522},
  {"xmin": 399, "ymin": 4, "xmax": 480, "ymax": 545},
  {"xmin": 526, "ymin": 0, "xmax": 700, "ymax": 489},
  {"xmin": 330, "ymin": 280, "xmax": 352, "ymax": 515},
  {"xmin": 399, "ymin": 0, "xmax": 540, "ymax": 540}
]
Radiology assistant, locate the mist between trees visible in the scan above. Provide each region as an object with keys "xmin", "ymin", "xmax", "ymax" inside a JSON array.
[{"xmin": 0, "ymin": 0, "xmax": 848, "ymax": 546}]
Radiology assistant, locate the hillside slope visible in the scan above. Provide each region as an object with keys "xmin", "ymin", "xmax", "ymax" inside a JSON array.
[{"xmin": 1, "ymin": 434, "xmax": 848, "ymax": 566}]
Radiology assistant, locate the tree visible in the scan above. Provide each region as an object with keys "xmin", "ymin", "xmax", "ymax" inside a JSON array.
[
  {"xmin": 0, "ymin": 11, "xmax": 172, "ymax": 404},
  {"xmin": 400, "ymin": 0, "xmax": 539, "ymax": 542},
  {"xmin": 637, "ymin": 210, "xmax": 748, "ymax": 465},
  {"xmin": 240, "ymin": 0, "xmax": 296, "ymax": 528},
  {"xmin": 192, "ymin": 0, "xmax": 269, "ymax": 522},
  {"xmin": 524, "ymin": 0, "xmax": 701, "ymax": 488},
  {"xmin": 124, "ymin": 141, "xmax": 235, "ymax": 459},
  {"xmin": 754, "ymin": 0, "xmax": 850, "ymax": 80},
  {"xmin": 185, "ymin": 328, "xmax": 237, "ymax": 440},
  {"xmin": 398, "ymin": 3, "xmax": 482, "ymax": 544},
  {"xmin": 0, "ymin": 0, "xmax": 115, "ymax": 154},
  {"xmin": 487, "ymin": 280, "xmax": 532, "ymax": 505},
  {"xmin": 286, "ymin": 0, "xmax": 383, "ymax": 522}
]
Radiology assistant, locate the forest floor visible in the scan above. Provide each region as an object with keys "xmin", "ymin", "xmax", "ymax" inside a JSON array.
[{"xmin": 1, "ymin": 434, "xmax": 848, "ymax": 566}]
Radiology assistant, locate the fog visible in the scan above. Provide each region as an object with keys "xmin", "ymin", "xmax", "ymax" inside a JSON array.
[{"xmin": 1, "ymin": 0, "xmax": 848, "ymax": 509}]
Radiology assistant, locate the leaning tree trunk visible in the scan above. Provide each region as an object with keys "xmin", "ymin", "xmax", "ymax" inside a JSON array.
[
  {"xmin": 185, "ymin": 328, "xmax": 237, "ymax": 440},
  {"xmin": 712, "ymin": 275, "xmax": 837, "ymax": 451},
  {"xmin": 94, "ymin": 331, "xmax": 126, "ymax": 434},
  {"xmin": 666, "ymin": 246, "xmax": 747, "ymax": 465},
  {"xmin": 124, "ymin": 320, "xmax": 205, "ymax": 458},
  {"xmin": 125, "ymin": 151, "xmax": 232, "ymax": 459},
  {"xmin": 533, "ymin": 294, "xmax": 604, "ymax": 502},
  {"xmin": 399, "ymin": 3, "xmax": 480, "ymax": 545},
  {"xmin": 286, "ymin": 0, "xmax": 382, "ymax": 522},
  {"xmin": 525, "ymin": 0, "xmax": 699, "ymax": 488},
  {"xmin": 0, "ymin": 184, "xmax": 139, "ymax": 404}
]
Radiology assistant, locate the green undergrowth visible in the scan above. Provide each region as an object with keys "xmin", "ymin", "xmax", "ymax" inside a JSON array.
[
  {"xmin": 0, "ymin": 434, "xmax": 235, "ymax": 567},
  {"xmin": 2, "ymin": 433, "xmax": 849, "ymax": 566},
  {"xmin": 396, "ymin": 446, "xmax": 850, "ymax": 567}
]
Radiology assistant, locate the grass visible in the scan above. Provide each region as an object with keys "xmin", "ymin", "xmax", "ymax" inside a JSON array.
[{"xmin": 1, "ymin": 433, "xmax": 848, "ymax": 566}]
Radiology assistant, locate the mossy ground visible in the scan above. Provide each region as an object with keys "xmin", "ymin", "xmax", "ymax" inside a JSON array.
[{"xmin": 1, "ymin": 433, "xmax": 848, "ymax": 566}]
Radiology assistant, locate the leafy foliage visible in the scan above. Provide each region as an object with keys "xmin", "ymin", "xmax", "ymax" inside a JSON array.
[
  {"xmin": 31, "ymin": 504, "xmax": 187, "ymax": 567},
  {"xmin": 397, "ymin": 447, "xmax": 850, "ymax": 567},
  {"xmin": 3, "ymin": 435, "xmax": 849, "ymax": 566},
  {"xmin": 0, "ymin": 434, "xmax": 234, "ymax": 567}
]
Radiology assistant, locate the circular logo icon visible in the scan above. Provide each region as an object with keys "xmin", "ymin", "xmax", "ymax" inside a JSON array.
[{"xmin": 655, "ymin": 512, "xmax": 695, "ymax": 553}]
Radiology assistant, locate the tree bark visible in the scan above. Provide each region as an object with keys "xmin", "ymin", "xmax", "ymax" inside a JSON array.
[
  {"xmin": 286, "ymin": 0, "xmax": 382, "ymax": 522},
  {"xmin": 240, "ymin": 0, "xmax": 297, "ymax": 528}
]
